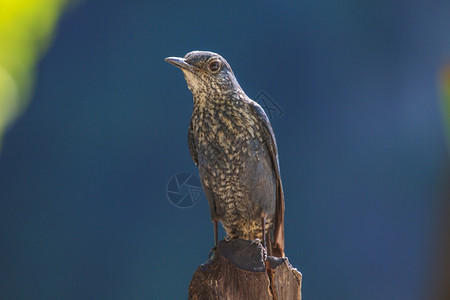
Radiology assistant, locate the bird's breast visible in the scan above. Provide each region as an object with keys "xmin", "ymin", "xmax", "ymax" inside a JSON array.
[
  {"xmin": 192, "ymin": 103, "xmax": 263, "ymax": 163},
  {"xmin": 191, "ymin": 101, "xmax": 267, "ymax": 188}
]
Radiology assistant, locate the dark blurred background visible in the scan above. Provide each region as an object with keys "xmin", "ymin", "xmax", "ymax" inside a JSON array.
[{"xmin": 1, "ymin": 1, "xmax": 450, "ymax": 299}]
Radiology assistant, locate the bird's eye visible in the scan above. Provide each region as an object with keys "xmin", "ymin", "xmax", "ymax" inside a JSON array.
[{"xmin": 208, "ymin": 60, "xmax": 221, "ymax": 73}]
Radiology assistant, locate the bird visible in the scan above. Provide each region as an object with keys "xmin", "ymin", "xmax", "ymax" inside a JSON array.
[{"xmin": 165, "ymin": 51, "xmax": 285, "ymax": 257}]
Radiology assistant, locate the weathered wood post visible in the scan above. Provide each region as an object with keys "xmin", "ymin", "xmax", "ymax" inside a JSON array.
[{"xmin": 188, "ymin": 239, "xmax": 302, "ymax": 300}]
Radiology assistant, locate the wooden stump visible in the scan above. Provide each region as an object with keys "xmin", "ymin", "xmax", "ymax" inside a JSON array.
[{"xmin": 188, "ymin": 239, "xmax": 302, "ymax": 300}]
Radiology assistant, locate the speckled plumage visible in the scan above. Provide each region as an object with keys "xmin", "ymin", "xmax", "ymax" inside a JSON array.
[{"xmin": 166, "ymin": 51, "xmax": 285, "ymax": 257}]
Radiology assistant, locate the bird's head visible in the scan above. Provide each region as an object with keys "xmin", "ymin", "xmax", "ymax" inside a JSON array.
[{"xmin": 165, "ymin": 51, "xmax": 241, "ymax": 98}]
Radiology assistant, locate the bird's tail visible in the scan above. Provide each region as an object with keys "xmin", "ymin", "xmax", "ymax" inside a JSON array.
[{"xmin": 272, "ymin": 181, "xmax": 285, "ymax": 257}]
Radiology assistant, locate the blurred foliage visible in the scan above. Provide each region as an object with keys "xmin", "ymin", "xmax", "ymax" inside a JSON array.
[
  {"xmin": 442, "ymin": 64, "xmax": 450, "ymax": 150},
  {"xmin": 0, "ymin": 0, "xmax": 68, "ymax": 149}
]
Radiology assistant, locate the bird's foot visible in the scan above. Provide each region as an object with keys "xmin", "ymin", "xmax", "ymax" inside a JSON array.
[
  {"xmin": 208, "ymin": 246, "xmax": 217, "ymax": 259},
  {"xmin": 251, "ymin": 238, "xmax": 261, "ymax": 245},
  {"xmin": 250, "ymin": 238, "xmax": 268, "ymax": 259}
]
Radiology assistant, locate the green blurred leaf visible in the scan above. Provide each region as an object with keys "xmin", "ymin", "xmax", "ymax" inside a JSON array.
[{"xmin": 0, "ymin": 0, "xmax": 68, "ymax": 149}]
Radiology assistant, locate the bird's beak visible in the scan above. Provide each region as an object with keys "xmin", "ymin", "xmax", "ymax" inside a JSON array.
[{"xmin": 165, "ymin": 57, "xmax": 192, "ymax": 71}]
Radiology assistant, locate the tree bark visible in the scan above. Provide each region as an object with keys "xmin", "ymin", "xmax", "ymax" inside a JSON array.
[{"xmin": 188, "ymin": 239, "xmax": 302, "ymax": 300}]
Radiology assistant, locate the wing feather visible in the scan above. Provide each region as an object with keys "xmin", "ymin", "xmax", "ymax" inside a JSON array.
[
  {"xmin": 248, "ymin": 100, "xmax": 285, "ymax": 257},
  {"xmin": 188, "ymin": 119, "xmax": 198, "ymax": 166}
]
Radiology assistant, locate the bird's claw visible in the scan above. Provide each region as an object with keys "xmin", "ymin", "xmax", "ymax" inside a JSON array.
[
  {"xmin": 208, "ymin": 246, "xmax": 217, "ymax": 259},
  {"xmin": 251, "ymin": 238, "xmax": 261, "ymax": 245}
]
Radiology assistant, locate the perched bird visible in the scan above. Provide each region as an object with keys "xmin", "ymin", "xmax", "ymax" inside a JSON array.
[{"xmin": 165, "ymin": 51, "xmax": 285, "ymax": 257}]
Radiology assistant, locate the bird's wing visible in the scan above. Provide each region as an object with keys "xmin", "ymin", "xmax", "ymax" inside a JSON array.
[
  {"xmin": 188, "ymin": 119, "xmax": 198, "ymax": 166},
  {"xmin": 248, "ymin": 99, "xmax": 285, "ymax": 257}
]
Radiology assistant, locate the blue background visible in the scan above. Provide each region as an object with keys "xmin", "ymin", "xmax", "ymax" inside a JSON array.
[{"xmin": 1, "ymin": 1, "xmax": 449, "ymax": 299}]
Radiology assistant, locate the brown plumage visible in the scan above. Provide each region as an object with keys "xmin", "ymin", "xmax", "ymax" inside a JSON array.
[{"xmin": 165, "ymin": 51, "xmax": 285, "ymax": 257}]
